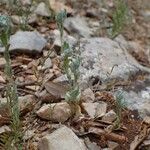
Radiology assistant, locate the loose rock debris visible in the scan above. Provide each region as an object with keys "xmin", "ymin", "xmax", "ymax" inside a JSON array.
[{"xmin": 0, "ymin": 0, "xmax": 150, "ymax": 150}]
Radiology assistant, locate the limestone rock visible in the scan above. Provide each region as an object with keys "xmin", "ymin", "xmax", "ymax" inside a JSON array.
[
  {"xmin": 82, "ymin": 101, "xmax": 107, "ymax": 118},
  {"xmin": 34, "ymin": 2, "xmax": 50, "ymax": 17},
  {"xmin": 36, "ymin": 102, "xmax": 72, "ymax": 123},
  {"xmin": 64, "ymin": 17, "xmax": 92, "ymax": 38},
  {"xmin": 52, "ymin": 29, "xmax": 77, "ymax": 52},
  {"xmin": 0, "ymin": 31, "xmax": 47, "ymax": 54},
  {"xmin": 42, "ymin": 57, "xmax": 52, "ymax": 70},
  {"xmin": 117, "ymin": 75, "xmax": 150, "ymax": 119},
  {"xmin": 102, "ymin": 110, "xmax": 117, "ymax": 123},
  {"xmin": 81, "ymin": 88, "xmax": 95, "ymax": 102},
  {"xmin": 38, "ymin": 126, "xmax": 87, "ymax": 150},
  {"xmin": 79, "ymin": 38, "xmax": 150, "ymax": 87}
]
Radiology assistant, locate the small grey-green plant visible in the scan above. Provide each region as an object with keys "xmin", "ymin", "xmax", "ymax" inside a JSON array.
[
  {"xmin": 113, "ymin": 91, "xmax": 126, "ymax": 129},
  {"xmin": 56, "ymin": 10, "xmax": 67, "ymax": 51},
  {"xmin": 111, "ymin": 0, "xmax": 128, "ymax": 38},
  {"xmin": 0, "ymin": 15, "xmax": 22, "ymax": 149},
  {"xmin": 56, "ymin": 10, "xmax": 81, "ymax": 116},
  {"xmin": 62, "ymin": 42, "xmax": 81, "ymax": 116}
]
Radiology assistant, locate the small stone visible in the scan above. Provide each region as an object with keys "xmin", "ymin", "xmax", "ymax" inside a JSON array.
[
  {"xmin": 0, "ymin": 125, "xmax": 11, "ymax": 134},
  {"xmin": 0, "ymin": 57, "xmax": 6, "ymax": 68},
  {"xmin": 19, "ymin": 95, "xmax": 37, "ymax": 114},
  {"xmin": 11, "ymin": 15, "xmax": 22, "ymax": 24},
  {"xmin": 102, "ymin": 110, "xmax": 117, "ymax": 123},
  {"xmin": 42, "ymin": 57, "xmax": 52, "ymax": 70},
  {"xmin": 83, "ymin": 101, "xmax": 107, "ymax": 118},
  {"xmin": 53, "ymin": 29, "xmax": 77, "ymax": 52},
  {"xmin": 83, "ymin": 102, "xmax": 99, "ymax": 118},
  {"xmin": 49, "ymin": 0, "xmax": 73, "ymax": 14},
  {"xmin": 84, "ymin": 137, "xmax": 101, "ymax": 150},
  {"xmin": 28, "ymin": 14, "xmax": 38, "ymax": 24},
  {"xmin": 141, "ymin": 10, "xmax": 150, "ymax": 21},
  {"xmin": 23, "ymin": 129, "xmax": 35, "ymax": 140},
  {"xmin": 0, "ymin": 76, "xmax": 5, "ymax": 83},
  {"xmin": 20, "ymin": 0, "xmax": 32, "ymax": 5},
  {"xmin": 143, "ymin": 139, "xmax": 150, "ymax": 147},
  {"xmin": 141, "ymin": 90, "xmax": 150, "ymax": 99},
  {"xmin": 95, "ymin": 101, "xmax": 107, "ymax": 118},
  {"xmin": 38, "ymin": 126, "xmax": 87, "ymax": 150},
  {"xmin": 53, "ymin": 74, "xmax": 69, "ymax": 84},
  {"xmin": 81, "ymin": 88, "xmax": 95, "ymax": 102},
  {"xmin": 36, "ymin": 102, "xmax": 72, "ymax": 123},
  {"xmin": 107, "ymin": 141, "xmax": 119, "ymax": 150},
  {"xmin": 7, "ymin": 31, "xmax": 47, "ymax": 53},
  {"xmin": 143, "ymin": 116, "xmax": 150, "ymax": 124},
  {"xmin": 64, "ymin": 17, "xmax": 92, "ymax": 38},
  {"xmin": 34, "ymin": 2, "xmax": 50, "ymax": 17}
]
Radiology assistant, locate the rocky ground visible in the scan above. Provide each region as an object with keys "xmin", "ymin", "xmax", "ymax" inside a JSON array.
[{"xmin": 0, "ymin": 0, "xmax": 150, "ymax": 150}]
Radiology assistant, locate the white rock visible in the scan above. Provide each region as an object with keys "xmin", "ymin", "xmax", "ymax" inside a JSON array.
[
  {"xmin": 95, "ymin": 101, "xmax": 107, "ymax": 118},
  {"xmin": 0, "ymin": 125, "xmax": 11, "ymax": 134},
  {"xmin": 53, "ymin": 74, "xmax": 69, "ymax": 84},
  {"xmin": 118, "ymin": 77, "xmax": 150, "ymax": 119},
  {"xmin": 81, "ymin": 88, "xmax": 95, "ymax": 102},
  {"xmin": 64, "ymin": 17, "xmax": 92, "ymax": 38},
  {"xmin": 83, "ymin": 101, "xmax": 107, "ymax": 118},
  {"xmin": 0, "ymin": 46, "xmax": 4, "ymax": 53},
  {"xmin": 140, "ymin": 103, "xmax": 150, "ymax": 118},
  {"xmin": 11, "ymin": 15, "xmax": 22, "ymax": 24},
  {"xmin": 34, "ymin": 2, "xmax": 50, "ymax": 17},
  {"xmin": 84, "ymin": 137, "xmax": 101, "ymax": 150},
  {"xmin": 6, "ymin": 31, "xmax": 47, "ymax": 53},
  {"xmin": 0, "ymin": 76, "xmax": 5, "ymax": 83},
  {"xmin": 141, "ymin": 10, "xmax": 150, "ymax": 21},
  {"xmin": 23, "ymin": 129, "xmax": 35, "ymax": 140},
  {"xmin": 0, "ymin": 57, "xmax": 6, "ymax": 68},
  {"xmin": 11, "ymin": 14, "xmax": 38, "ymax": 25},
  {"xmin": 102, "ymin": 110, "xmax": 117, "ymax": 123},
  {"xmin": 38, "ymin": 126, "xmax": 87, "ymax": 150},
  {"xmin": 20, "ymin": 0, "xmax": 31, "ymax": 5},
  {"xmin": 53, "ymin": 29, "xmax": 77, "ymax": 51},
  {"xmin": 28, "ymin": 14, "xmax": 38, "ymax": 24},
  {"xmin": 107, "ymin": 141, "xmax": 119, "ymax": 150},
  {"xmin": 141, "ymin": 90, "xmax": 150, "ymax": 99},
  {"xmin": 36, "ymin": 102, "xmax": 72, "ymax": 123},
  {"xmin": 143, "ymin": 116, "xmax": 150, "ymax": 124},
  {"xmin": 79, "ymin": 38, "xmax": 150, "ymax": 86},
  {"xmin": 42, "ymin": 57, "xmax": 52, "ymax": 70}
]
